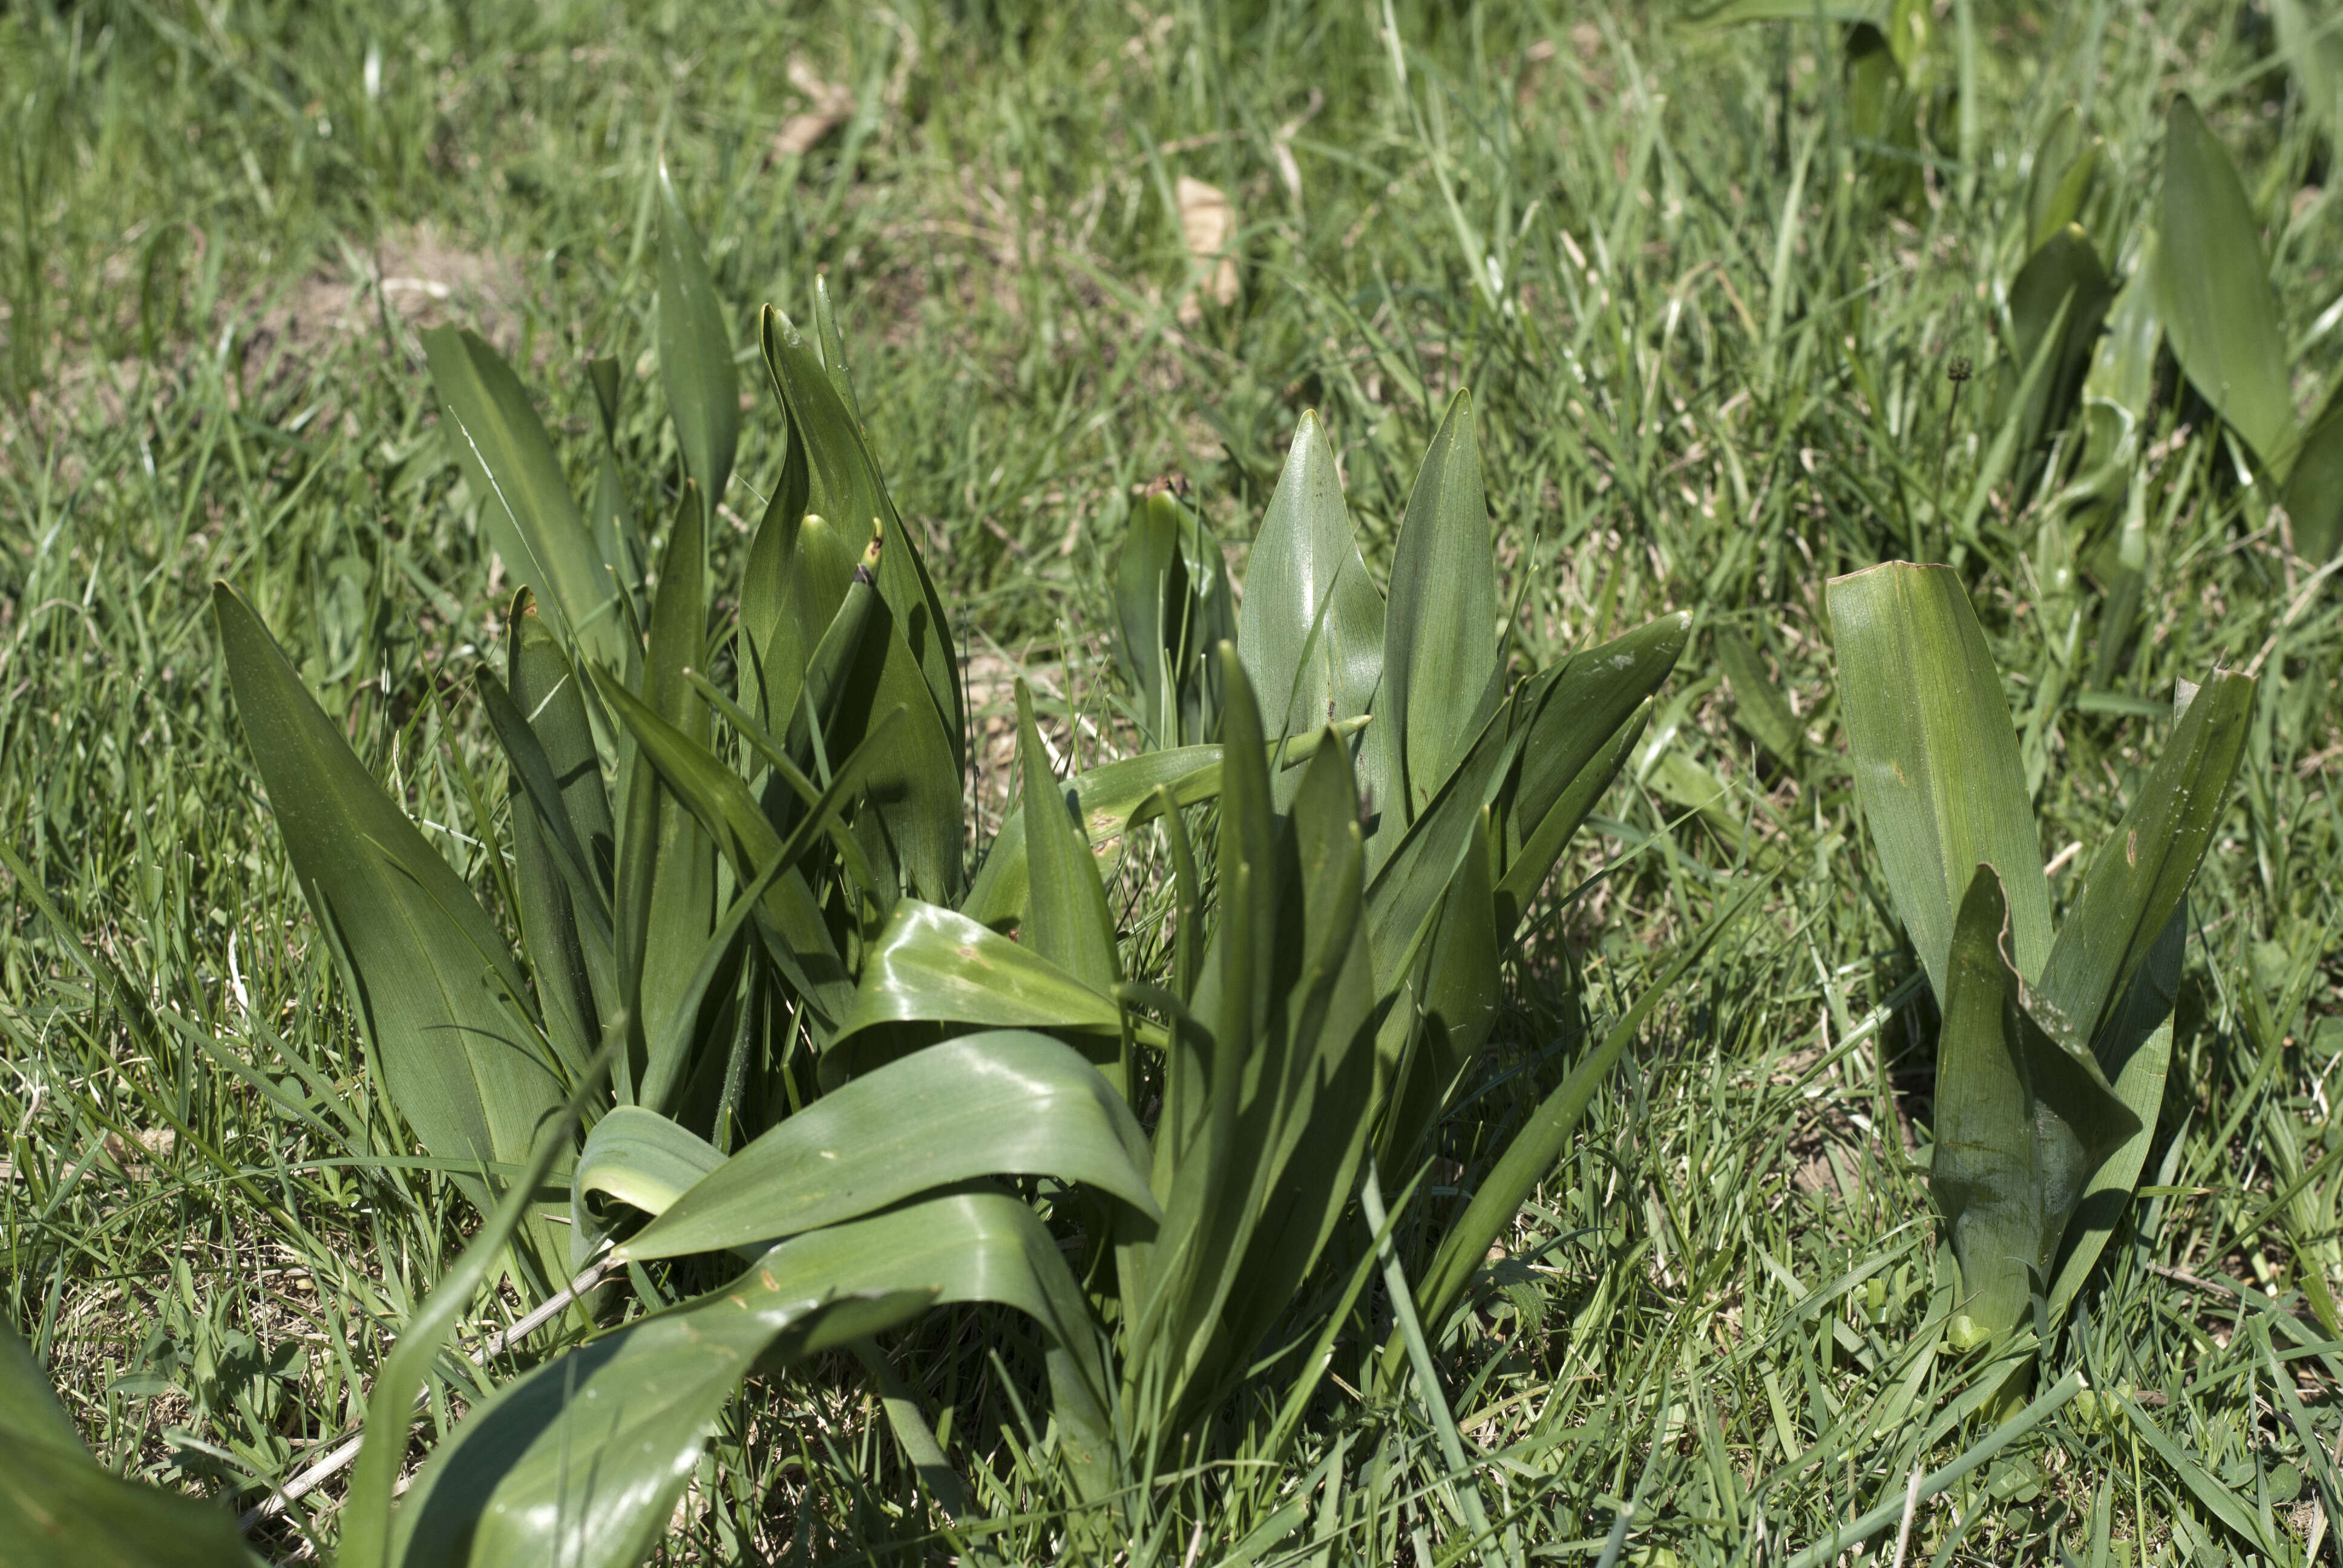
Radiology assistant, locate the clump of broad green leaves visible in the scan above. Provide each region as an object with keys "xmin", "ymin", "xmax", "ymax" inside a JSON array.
[
  {"xmin": 192, "ymin": 181, "xmax": 1712, "ymax": 1559},
  {"xmin": 1829, "ymin": 563, "xmax": 2252, "ymax": 1397}
]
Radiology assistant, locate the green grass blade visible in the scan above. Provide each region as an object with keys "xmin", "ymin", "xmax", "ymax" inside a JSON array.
[{"xmin": 655, "ymin": 162, "xmax": 739, "ymax": 514}]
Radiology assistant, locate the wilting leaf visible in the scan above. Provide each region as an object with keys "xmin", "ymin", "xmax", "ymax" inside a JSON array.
[
  {"xmin": 0, "ymin": 1326, "xmax": 254, "ymax": 1568},
  {"xmin": 1239, "ymin": 412, "xmax": 1387, "ymax": 748},
  {"xmin": 655, "ymin": 163, "xmax": 739, "ymax": 514},
  {"xmin": 215, "ymin": 585, "xmax": 566, "ymax": 1248},
  {"xmin": 569, "ymin": 1106, "xmax": 723, "ymax": 1267},
  {"xmin": 835, "ymin": 900, "xmax": 1121, "ymax": 1045},
  {"xmin": 1932, "ymin": 866, "xmax": 2135, "ymax": 1343},
  {"xmin": 422, "ymin": 327, "xmax": 627, "ymax": 675},
  {"xmin": 2156, "ymin": 96, "xmax": 2297, "ymax": 475},
  {"xmin": 620, "ymin": 1030, "xmax": 1156, "ymax": 1261},
  {"xmin": 1827, "ymin": 563, "xmax": 2052, "ymax": 994},
  {"xmin": 390, "ymin": 1287, "xmax": 928, "ymax": 1568}
]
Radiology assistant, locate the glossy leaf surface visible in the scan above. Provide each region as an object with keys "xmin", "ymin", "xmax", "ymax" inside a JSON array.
[
  {"xmin": 618, "ymin": 1030, "xmax": 1156, "ymax": 1261},
  {"xmin": 1238, "ymin": 411, "xmax": 1386, "ymax": 744}
]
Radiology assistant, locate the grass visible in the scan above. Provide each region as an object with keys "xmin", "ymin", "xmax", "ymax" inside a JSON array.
[{"xmin": 3, "ymin": 0, "xmax": 2341, "ymax": 1561}]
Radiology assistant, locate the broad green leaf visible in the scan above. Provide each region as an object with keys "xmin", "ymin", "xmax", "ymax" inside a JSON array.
[
  {"xmin": 1376, "ymin": 389, "xmax": 1501, "ymax": 822},
  {"xmin": 569, "ymin": 1105, "xmax": 721, "ymax": 1268},
  {"xmin": 1365, "ymin": 691, "xmax": 1522, "ymax": 984},
  {"xmin": 760, "ymin": 307, "xmax": 963, "ymax": 776},
  {"xmin": 2020, "ymin": 108, "xmax": 2099, "ymax": 256},
  {"xmin": 2004, "ymin": 225, "xmax": 2113, "ymax": 452},
  {"xmin": 2155, "ymin": 96, "xmax": 2297, "ymax": 475},
  {"xmin": 810, "ymin": 273, "xmax": 862, "ymax": 423},
  {"xmin": 1506, "ymin": 613, "xmax": 1690, "ymax": 865},
  {"xmin": 655, "ymin": 164, "xmax": 739, "ymax": 513},
  {"xmin": 1399, "ymin": 881, "xmax": 1761, "ymax": 1367},
  {"xmin": 2282, "ymin": 382, "xmax": 2343, "ymax": 561},
  {"xmin": 214, "ymin": 585, "xmax": 565, "ymax": 1235},
  {"xmin": 1015, "ymin": 679, "xmax": 1121, "ymax": 996},
  {"xmin": 2037, "ymin": 671, "xmax": 2253, "ymax": 1050},
  {"xmin": 390, "ymin": 1285, "xmax": 928, "ymax": 1568},
  {"xmin": 1191, "ymin": 737, "xmax": 1379, "ymax": 1411},
  {"xmin": 732, "ymin": 1192, "xmax": 1115, "ymax": 1478},
  {"xmin": 0, "ymin": 1327, "xmax": 254, "ymax": 1568},
  {"xmin": 1492, "ymin": 698, "xmax": 1650, "ymax": 936},
  {"xmin": 421, "ymin": 326, "xmax": 624, "ymax": 674},
  {"xmin": 834, "ymin": 900, "xmax": 1121, "ymax": 1045},
  {"xmin": 1383, "ymin": 801, "xmax": 1499, "ymax": 1165},
  {"xmin": 960, "ymin": 728, "xmax": 1360, "ymax": 930},
  {"xmin": 619, "ymin": 1030, "xmax": 1156, "ymax": 1261},
  {"xmin": 1933, "ymin": 867, "xmax": 2135, "ymax": 1344},
  {"xmin": 828, "ymin": 564, "xmax": 968, "ymax": 906},
  {"xmin": 1238, "ymin": 411, "xmax": 1386, "ymax": 745},
  {"xmin": 1714, "ymin": 627, "xmax": 1804, "ymax": 771},
  {"xmin": 1827, "ymin": 563, "xmax": 2051, "ymax": 995},
  {"xmin": 590, "ymin": 668, "xmax": 865, "ymax": 1031}
]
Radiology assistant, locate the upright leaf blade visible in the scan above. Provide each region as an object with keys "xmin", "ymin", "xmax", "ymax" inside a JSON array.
[
  {"xmin": 421, "ymin": 327, "xmax": 624, "ymax": 675},
  {"xmin": 1237, "ymin": 411, "xmax": 1387, "ymax": 745},
  {"xmin": 2037, "ymin": 670, "xmax": 2253, "ymax": 1048},
  {"xmin": 1827, "ymin": 563, "xmax": 2051, "ymax": 995},
  {"xmin": 214, "ymin": 585, "xmax": 565, "ymax": 1229},
  {"xmin": 1377, "ymin": 390, "xmax": 1501, "ymax": 822},
  {"xmin": 655, "ymin": 163, "xmax": 739, "ymax": 514},
  {"xmin": 2156, "ymin": 96, "xmax": 2298, "ymax": 475},
  {"xmin": 1015, "ymin": 679, "xmax": 1121, "ymax": 995}
]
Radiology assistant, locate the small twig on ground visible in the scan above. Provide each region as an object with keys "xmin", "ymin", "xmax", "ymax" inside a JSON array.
[{"xmin": 237, "ymin": 1255, "xmax": 613, "ymax": 1535}]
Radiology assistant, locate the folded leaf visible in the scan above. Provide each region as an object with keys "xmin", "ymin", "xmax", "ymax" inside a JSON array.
[
  {"xmin": 1715, "ymin": 627, "xmax": 1804, "ymax": 772},
  {"xmin": 834, "ymin": 900, "xmax": 1121, "ymax": 1045},
  {"xmin": 2281, "ymin": 381, "xmax": 2343, "ymax": 562},
  {"xmin": 760, "ymin": 306, "xmax": 963, "ymax": 777},
  {"xmin": 569, "ymin": 1105, "xmax": 723, "ymax": 1267},
  {"xmin": 1115, "ymin": 487, "xmax": 1234, "ymax": 748},
  {"xmin": 390, "ymin": 1286, "xmax": 928, "ymax": 1568},
  {"xmin": 1827, "ymin": 562, "xmax": 2051, "ymax": 995},
  {"xmin": 619, "ymin": 1030, "xmax": 1156, "ymax": 1261},
  {"xmin": 1015, "ymin": 679, "xmax": 1122, "ymax": 997},
  {"xmin": 1932, "ymin": 866, "xmax": 2135, "ymax": 1344},
  {"xmin": 2003, "ymin": 224, "xmax": 2114, "ymax": 453}
]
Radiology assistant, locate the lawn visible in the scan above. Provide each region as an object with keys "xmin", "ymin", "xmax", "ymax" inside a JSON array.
[{"xmin": 2, "ymin": 0, "xmax": 2341, "ymax": 1563}]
